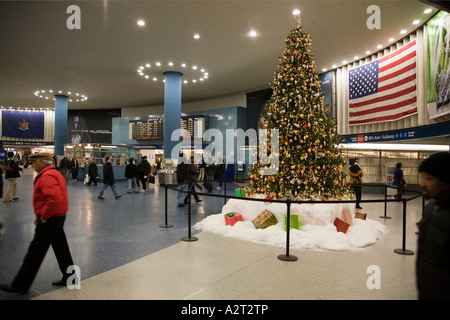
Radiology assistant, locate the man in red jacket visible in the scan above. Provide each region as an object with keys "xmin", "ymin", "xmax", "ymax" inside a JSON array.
[{"xmin": 0, "ymin": 152, "xmax": 75, "ymax": 294}]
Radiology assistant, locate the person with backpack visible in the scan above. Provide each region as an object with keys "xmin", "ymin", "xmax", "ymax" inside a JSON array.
[{"xmin": 125, "ymin": 157, "xmax": 139, "ymax": 193}]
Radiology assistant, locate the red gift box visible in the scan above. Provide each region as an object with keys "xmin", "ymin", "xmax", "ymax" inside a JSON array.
[
  {"xmin": 355, "ymin": 211, "xmax": 367, "ymax": 220},
  {"xmin": 225, "ymin": 212, "xmax": 243, "ymax": 226},
  {"xmin": 334, "ymin": 217, "xmax": 350, "ymax": 233}
]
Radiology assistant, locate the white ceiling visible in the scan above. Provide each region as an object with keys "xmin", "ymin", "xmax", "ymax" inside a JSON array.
[{"xmin": 0, "ymin": 0, "xmax": 439, "ymax": 111}]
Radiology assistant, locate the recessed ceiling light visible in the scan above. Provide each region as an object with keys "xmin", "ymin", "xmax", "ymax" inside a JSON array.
[
  {"xmin": 365, "ymin": 50, "xmax": 371, "ymax": 54},
  {"xmin": 424, "ymin": 8, "xmax": 432, "ymax": 14},
  {"xmin": 156, "ymin": 62, "xmax": 161, "ymax": 66},
  {"xmin": 342, "ymin": 60, "xmax": 347, "ymax": 64},
  {"xmin": 388, "ymin": 38, "xmax": 394, "ymax": 42},
  {"xmin": 181, "ymin": 63, "xmax": 186, "ymax": 68},
  {"xmin": 322, "ymin": 68, "xmax": 327, "ymax": 72},
  {"xmin": 249, "ymin": 30, "xmax": 258, "ymax": 37},
  {"xmin": 146, "ymin": 63, "xmax": 150, "ymax": 68},
  {"xmin": 332, "ymin": 64, "xmax": 337, "ymax": 68},
  {"xmin": 137, "ymin": 20, "xmax": 145, "ymax": 26},
  {"xmin": 193, "ymin": 34, "xmax": 200, "ymax": 39},
  {"xmin": 353, "ymin": 56, "xmax": 359, "ymax": 60},
  {"xmin": 192, "ymin": 65, "xmax": 197, "ymax": 70},
  {"xmin": 377, "ymin": 44, "xmax": 383, "ymax": 49},
  {"xmin": 168, "ymin": 62, "xmax": 173, "ymax": 66},
  {"xmin": 292, "ymin": 9, "xmax": 301, "ymax": 15},
  {"xmin": 412, "ymin": 19, "xmax": 420, "ymax": 25},
  {"xmin": 400, "ymin": 29, "xmax": 407, "ymax": 34}
]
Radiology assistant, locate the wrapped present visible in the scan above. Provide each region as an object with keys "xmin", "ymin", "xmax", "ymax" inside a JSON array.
[
  {"xmin": 252, "ymin": 209, "xmax": 278, "ymax": 229},
  {"xmin": 235, "ymin": 187, "xmax": 246, "ymax": 198},
  {"xmin": 355, "ymin": 211, "xmax": 367, "ymax": 220},
  {"xmin": 284, "ymin": 214, "xmax": 300, "ymax": 231},
  {"xmin": 224, "ymin": 212, "xmax": 243, "ymax": 226},
  {"xmin": 334, "ymin": 217, "xmax": 350, "ymax": 233}
]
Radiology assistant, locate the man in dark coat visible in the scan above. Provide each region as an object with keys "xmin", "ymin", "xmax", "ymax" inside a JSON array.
[
  {"xmin": 416, "ymin": 151, "xmax": 450, "ymax": 300},
  {"xmin": 98, "ymin": 156, "xmax": 121, "ymax": 200}
]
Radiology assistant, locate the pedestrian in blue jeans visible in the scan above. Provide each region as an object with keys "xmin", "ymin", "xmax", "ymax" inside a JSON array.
[{"xmin": 98, "ymin": 156, "xmax": 121, "ymax": 200}]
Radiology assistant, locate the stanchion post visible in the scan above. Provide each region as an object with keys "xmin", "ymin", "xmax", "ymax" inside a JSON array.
[
  {"xmin": 380, "ymin": 184, "xmax": 392, "ymax": 219},
  {"xmin": 224, "ymin": 178, "xmax": 227, "ymax": 205},
  {"xmin": 160, "ymin": 185, "xmax": 173, "ymax": 228},
  {"xmin": 182, "ymin": 189, "xmax": 198, "ymax": 242},
  {"xmin": 394, "ymin": 197, "xmax": 414, "ymax": 255},
  {"xmin": 278, "ymin": 199, "xmax": 298, "ymax": 262}
]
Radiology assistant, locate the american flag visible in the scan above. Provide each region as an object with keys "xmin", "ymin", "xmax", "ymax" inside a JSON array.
[{"xmin": 348, "ymin": 39, "xmax": 417, "ymax": 125}]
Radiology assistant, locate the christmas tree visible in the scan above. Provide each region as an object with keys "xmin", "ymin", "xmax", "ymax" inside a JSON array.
[{"xmin": 246, "ymin": 13, "xmax": 351, "ymax": 201}]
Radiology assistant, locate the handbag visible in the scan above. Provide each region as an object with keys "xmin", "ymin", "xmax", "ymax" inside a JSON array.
[{"xmin": 6, "ymin": 161, "xmax": 15, "ymax": 173}]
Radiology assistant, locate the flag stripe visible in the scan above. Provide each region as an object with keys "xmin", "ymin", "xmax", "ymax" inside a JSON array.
[
  {"xmin": 349, "ymin": 107, "xmax": 417, "ymax": 125},
  {"xmin": 348, "ymin": 39, "xmax": 417, "ymax": 126}
]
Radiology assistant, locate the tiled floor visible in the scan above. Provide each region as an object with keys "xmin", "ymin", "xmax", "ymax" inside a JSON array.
[{"xmin": 0, "ymin": 167, "xmax": 423, "ymax": 300}]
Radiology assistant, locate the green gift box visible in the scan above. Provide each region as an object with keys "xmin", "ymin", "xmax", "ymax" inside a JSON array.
[
  {"xmin": 235, "ymin": 187, "xmax": 246, "ymax": 197},
  {"xmin": 284, "ymin": 214, "xmax": 300, "ymax": 231}
]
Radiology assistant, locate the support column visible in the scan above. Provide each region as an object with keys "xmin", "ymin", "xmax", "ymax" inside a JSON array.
[
  {"xmin": 54, "ymin": 94, "xmax": 68, "ymax": 156},
  {"xmin": 163, "ymin": 71, "xmax": 183, "ymax": 160}
]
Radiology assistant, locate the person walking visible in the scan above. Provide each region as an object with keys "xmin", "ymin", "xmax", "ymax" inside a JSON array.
[
  {"xmin": 70, "ymin": 156, "xmax": 79, "ymax": 181},
  {"xmin": 4, "ymin": 151, "xmax": 22, "ymax": 202},
  {"xmin": 59, "ymin": 155, "xmax": 71, "ymax": 182},
  {"xmin": 348, "ymin": 158, "xmax": 363, "ymax": 209},
  {"xmin": 87, "ymin": 159, "xmax": 98, "ymax": 186},
  {"xmin": 186, "ymin": 156, "xmax": 202, "ymax": 204},
  {"xmin": 98, "ymin": 156, "xmax": 121, "ymax": 200},
  {"xmin": 125, "ymin": 157, "xmax": 139, "ymax": 193},
  {"xmin": 416, "ymin": 151, "xmax": 450, "ymax": 300},
  {"xmin": 393, "ymin": 162, "xmax": 406, "ymax": 201},
  {"xmin": 137, "ymin": 156, "xmax": 151, "ymax": 192},
  {"xmin": 0, "ymin": 152, "xmax": 75, "ymax": 294}
]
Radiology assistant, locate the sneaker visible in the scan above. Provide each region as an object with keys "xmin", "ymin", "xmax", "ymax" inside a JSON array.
[
  {"xmin": 115, "ymin": 195, "xmax": 122, "ymax": 199},
  {"xmin": 98, "ymin": 196, "xmax": 105, "ymax": 200}
]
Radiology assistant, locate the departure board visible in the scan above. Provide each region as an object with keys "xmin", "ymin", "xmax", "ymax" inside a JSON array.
[{"xmin": 130, "ymin": 116, "xmax": 206, "ymax": 140}]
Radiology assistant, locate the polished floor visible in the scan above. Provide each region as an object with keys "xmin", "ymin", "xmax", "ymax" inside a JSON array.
[{"xmin": 0, "ymin": 167, "xmax": 423, "ymax": 300}]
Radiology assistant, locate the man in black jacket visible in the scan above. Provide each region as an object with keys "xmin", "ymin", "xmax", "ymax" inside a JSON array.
[
  {"xmin": 176, "ymin": 153, "xmax": 189, "ymax": 207},
  {"xmin": 416, "ymin": 151, "xmax": 450, "ymax": 300},
  {"xmin": 98, "ymin": 156, "xmax": 121, "ymax": 200}
]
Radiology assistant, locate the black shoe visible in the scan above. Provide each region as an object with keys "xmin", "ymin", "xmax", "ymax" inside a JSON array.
[
  {"xmin": 98, "ymin": 196, "xmax": 105, "ymax": 200},
  {"xmin": 196, "ymin": 200, "xmax": 203, "ymax": 203},
  {"xmin": 177, "ymin": 204, "xmax": 186, "ymax": 207},
  {"xmin": 52, "ymin": 279, "xmax": 67, "ymax": 286},
  {"xmin": 0, "ymin": 284, "xmax": 27, "ymax": 294},
  {"xmin": 115, "ymin": 195, "xmax": 122, "ymax": 199}
]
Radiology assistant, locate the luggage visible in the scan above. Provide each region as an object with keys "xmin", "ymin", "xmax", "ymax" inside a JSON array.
[
  {"xmin": 203, "ymin": 181, "xmax": 213, "ymax": 192},
  {"xmin": 148, "ymin": 175, "xmax": 155, "ymax": 184}
]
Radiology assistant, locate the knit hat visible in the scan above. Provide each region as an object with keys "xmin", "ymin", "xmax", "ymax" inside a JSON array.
[
  {"xmin": 418, "ymin": 151, "xmax": 450, "ymax": 184},
  {"xmin": 29, "ymin": 152, "xmax": 53, "ymax": 162}
]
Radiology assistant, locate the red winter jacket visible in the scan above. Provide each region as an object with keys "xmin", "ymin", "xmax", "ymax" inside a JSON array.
[{"xmin": 33, "ymin": 166, "xmax": 69, "ymax": 220}]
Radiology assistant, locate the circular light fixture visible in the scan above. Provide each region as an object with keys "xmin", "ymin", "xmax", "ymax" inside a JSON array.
[
  {"xmin": 248, "ymin": 30, "xmax": 258, "ymax": 37},
  {"xmin": 136, "ymin": 61, "xmax": 209, "ymax": 85},
  {"xmin": 292, "ymin": 9, "xmax": 301, "ymax": 15},
  {"xmin": 137, "ymin": 20, "xmax": 145, "ymax": 26},
  {"xmin": 33, "ymin": 90, "xmax": 88, "ymax": 102},
  {"xmin": 193, "ymin": 33, "xmax": 200, "ymax": 39}
]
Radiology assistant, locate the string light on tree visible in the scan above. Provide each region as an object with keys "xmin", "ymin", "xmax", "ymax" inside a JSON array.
[{"xmin": 246, "ymin": 10, "xmax": 352, "ymax": 201}]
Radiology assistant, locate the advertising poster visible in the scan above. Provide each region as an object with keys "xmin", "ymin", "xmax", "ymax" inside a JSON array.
[{"xmin": 427, "ymin": 11, "xmax": 450, "ymax": 119}]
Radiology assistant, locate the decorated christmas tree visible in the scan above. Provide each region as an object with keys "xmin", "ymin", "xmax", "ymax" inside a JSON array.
[{"xmin": 246, "ymin": 13, "xmax": 351, "ymax": 201}]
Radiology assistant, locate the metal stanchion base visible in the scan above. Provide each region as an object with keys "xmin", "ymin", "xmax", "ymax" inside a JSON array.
[
  {"xmin": 159, "ymin": 224, "xmax": 173, "ymax": 228},
  {"xmin": 181, "ymin": 236, "xmax": 198, "ymax": 242},
  {"xmin": 277, "ymin": 254, "xmax": 298, "ymax": 261},
  {"xmin": 379, "ymin": 216, "xmax": 392, "ymax": 219},
  {"xmin": 394, "ymin": 248, "xmax": 414, "ymax": 255}
]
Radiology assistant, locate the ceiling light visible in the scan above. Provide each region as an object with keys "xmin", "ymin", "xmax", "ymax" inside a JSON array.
[
  {"xmin": 377, "ymin": 44, "xmax": 382, "ymax": 49},
  {"xmin": 292, "ymin": 9, "xmax": 301, "ymax": 15},
  {"xmin": 156, "ymin": 62, "xmax": 161, "ymax": 66},
  {"xmin": 33, "ymin": 90, "xmax": 88, "ymax": 102},
  {"xmin": 365, "ymin": 50, "xmax": 371, "ymax": 54},
  {"xmin": 137, "ymin": 20, "xmax": 145, "ymax": 26},
  {"xmin": 181, "ymin": 63, "xmax": 186, "ymax": 67},
  {"xmin": 342, "ymin": 60, "xmax": 347, "ymax": 64},
  {"xmin": 192, "ymin": 65, "xmax": 197, "ymax": 70},
  {"xmin": 353, "ymin": 56, "xmax": 359, "ymax": 60},
  {"xmin": 400, "ymin": 29, "xmax": 407, "ymax": 34},
  {"xmin": 388, "ymin": 37, "xmax": 394, "ymax": 42},
  {"xmin": 249, "ymin": 30, "xmax": 257, "ymax": 37},
  {"xmin": 322, "ymin": 68, "xmax": 327, "ymax": 72},
  {"xmin": 146, "ymin": 63, "xmax": 150, "ymax": 68},
  {"xmin": 193, "ymin": 34, "xmax": 200, "ymax": 39},
  {"xmin": 412, "ymin": 19, "xmax": 420, "ymax": 25},
  {"xmin": 332, "ymin": 64, "xmax": 337, "ymax": 68},
  {"xmin": 168, "ymin": 62, "xmax": 173, "ymax": 66},
  {"xmin": 424, "ymin": 8, "xmax": 432, "ymax": 14}
]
